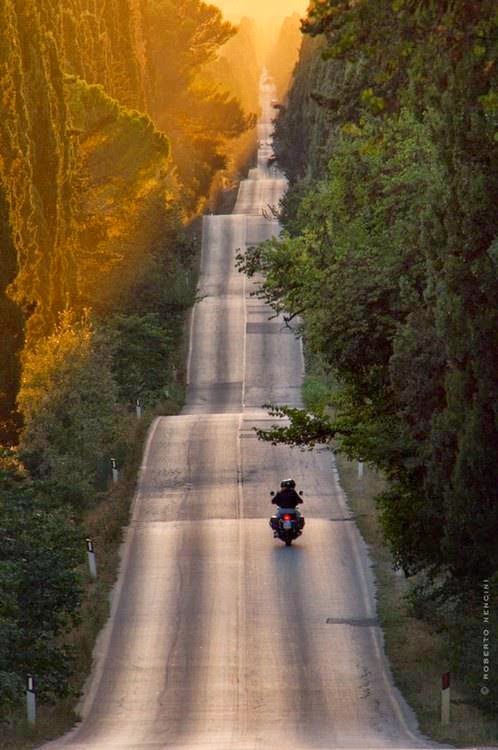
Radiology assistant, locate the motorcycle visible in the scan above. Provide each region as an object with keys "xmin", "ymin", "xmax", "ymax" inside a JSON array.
[{"xmin": 269, "ymin": 492, "xmax": 305, "ymax": 546}]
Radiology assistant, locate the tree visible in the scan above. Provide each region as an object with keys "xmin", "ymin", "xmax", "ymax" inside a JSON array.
[
  {"xmin": 18, "ymin": 313, "xmax": 121, "ymax": 505},
  {"xmin": 145, "ymin": 0, "xmax": 255, "ymax": 209},
  {"xmin": 103, "ymin": 313, "xmax": 174, "ymax": 405},
  {"xmin": 266, "ymin": 13, "xmax": 303, "ymax": 100}
]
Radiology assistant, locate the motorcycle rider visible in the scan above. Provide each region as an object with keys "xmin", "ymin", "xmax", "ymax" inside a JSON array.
[{"xmin": 270, "ymin": 478, "xmax": 304, "ymax": 536}]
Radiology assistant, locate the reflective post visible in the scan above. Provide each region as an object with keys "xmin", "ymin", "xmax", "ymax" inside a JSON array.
[
  {"xmin": 26, "ymin": 675, "xmax": 36, "ymax": 725},
  {"xmin": 136, "ymin": 398, "xmax": 142, "ymax": 419},
  {"xmin": 111, "ymin": 457, "xmax": 118, "ymax": 483},
  {"xmin": 357, "ymin": 461, "xmax": 364, "ymax": 479},
  {"xmin": 86, "ymin": 537, "xmax": 97, "ymax": 579}
]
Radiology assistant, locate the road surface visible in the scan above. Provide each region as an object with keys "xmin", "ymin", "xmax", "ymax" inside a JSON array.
[{"xmin": 42, "ymin": 73, "xmax": 436, "ymax": 750}]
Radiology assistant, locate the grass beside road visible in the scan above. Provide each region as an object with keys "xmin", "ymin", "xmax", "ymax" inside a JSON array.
[{"xmin": 333, "ymin": 450, "xmax": 498, "ymax": 747}]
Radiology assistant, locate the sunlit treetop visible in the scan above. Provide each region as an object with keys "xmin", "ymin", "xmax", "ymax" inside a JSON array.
[{"xmin": 213, "ymin": 0, "xmax": 309, "ymax": 21}]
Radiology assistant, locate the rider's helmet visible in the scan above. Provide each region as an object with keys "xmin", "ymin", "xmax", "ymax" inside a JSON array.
[{"xmin": 280, "ymin": 478, "xmax": 296, "ymax": 489}]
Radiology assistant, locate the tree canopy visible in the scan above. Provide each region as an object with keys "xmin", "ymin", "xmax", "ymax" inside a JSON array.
[
  {"xmin": 0, "ymin": 0, "xmax": 256, "ymax": 440},
  {"xmin": 0, "ymin": 0, "xmax": 258, "ymax": 718},
  {"xmin": 240, "ymin": 0, "xmax": 498, "ymax": 597}
]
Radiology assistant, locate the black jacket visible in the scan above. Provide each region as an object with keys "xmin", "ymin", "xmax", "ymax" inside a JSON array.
[{"xmin": 272, "ymin": 487, "xmax": 303, "ymax": 509}]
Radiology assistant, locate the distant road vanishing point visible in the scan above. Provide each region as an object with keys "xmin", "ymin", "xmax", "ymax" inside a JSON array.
[{"xmin": 41, "ymin": 72, "xmax": 444, "ymax": 750}]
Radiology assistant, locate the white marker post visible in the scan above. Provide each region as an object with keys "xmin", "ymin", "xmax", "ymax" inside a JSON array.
[
  {"xmin": 441, "ymin": 672, "xmax": 450, "ymax": 725},
  {"xmin": 111, "ymin": 458, "xmax": 119, "ymax": 483},
  {"xmin": 26, "ymin": 675, "xmax": 36, "ymax": 725},
  {"xmin": 135, "ymin": 399, "xmax": 142, "ymax": 419},
  {"xmin": 357, "ymin": 461, "xmax": 364, "ymax": 479},
  {"xmin": 86, "ymin": 537, "xmax": 97, "ymax": 580}
]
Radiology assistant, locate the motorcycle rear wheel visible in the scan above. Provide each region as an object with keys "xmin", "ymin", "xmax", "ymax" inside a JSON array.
[{"xmin": 285, "ymin": 539, "xmax": 292, "ymax": 546}]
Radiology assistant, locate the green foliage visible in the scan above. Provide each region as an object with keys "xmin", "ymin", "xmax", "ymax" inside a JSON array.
[
  {"xmin": 302, "ymin": 374, "xmax": 333, "ymax": 415},
  {"xmin": 254, "ymin": 404, "xmax": 337, "ymax": 449},
  {"xmin": 406, "ymin": 573, "xmax": 498, "ymax": 715},
  {"xmin": 240, "ymin": 5, "xmax": 498, "ymax": 719},
  {"xmin": 241, "ymin": 0, "xmax": 498, "ymax": 607},
  {"xmin": 273, "ymin": 34, "xmax": 336, "ymax": 184},
  {"xmin": 0, "ymin": 453, "xmax": 83, "ymax": 718},
  {"xmin": 18, "ymin": 314, "xmax": 120, "ymax": 505},
  {"xmin": 103, "ymin": 314, "xmax": 174, "ymax": 406}
]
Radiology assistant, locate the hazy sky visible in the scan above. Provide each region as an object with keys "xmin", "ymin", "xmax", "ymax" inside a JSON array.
[{"xmin": 214, "ymin": 0, "xmax": 309, "ymax": 22}]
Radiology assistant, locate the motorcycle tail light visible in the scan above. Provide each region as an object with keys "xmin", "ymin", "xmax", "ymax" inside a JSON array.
[{"xmin": 283, "ymin": 514, "xmax": 292, "ymax": 521}]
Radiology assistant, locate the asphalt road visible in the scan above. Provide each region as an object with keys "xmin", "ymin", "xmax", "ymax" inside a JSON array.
[{"xmin": 42, "ymin": 74, "xmax": 435, "ymax": 750}]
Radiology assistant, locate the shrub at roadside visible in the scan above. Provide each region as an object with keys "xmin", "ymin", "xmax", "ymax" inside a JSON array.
[
  {"xmin": 103, "ymin": 313, "xmax": 174, "ymax": 406},
  {"xmin": 0, "ymin": 453, "xmax": 83, "ymax": 725},
  {"xmin": 18, "ymin": 314, "xmax": 121, "ymax": 507}
]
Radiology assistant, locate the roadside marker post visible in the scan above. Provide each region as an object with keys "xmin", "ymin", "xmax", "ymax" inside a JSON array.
[
  {"xmin": 111, "ymin": 457, "xmax": 119, "ymax": 483},
  {"xmin": 441, "ymin": 672, "xmax": 450, "ymax": 724},
  {"xmin": 357, "ymin": 461, "xmax": 364, "ymax": 479},
  {"xmin": 136, "ymin": 399, "xmax": 142, "ymax": 419},
  {"xmin": 86, "ymin": 537, "xmax": 97, "ymax": 579},
  {"xmin": 26, "ymin": 675, "xmax": 36, "ymax": 725}
]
